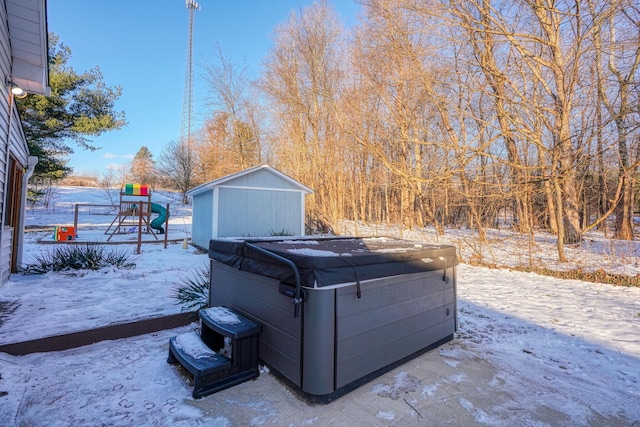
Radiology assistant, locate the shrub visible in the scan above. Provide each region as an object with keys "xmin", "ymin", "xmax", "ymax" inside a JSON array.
[
  {"xmin": 270, "ymin": 228, "xmax": 294, "ymax": 236},
  {"xmin": 171, "ymin": 265, "xmax": 210, "ymax": 314},
  {"xmin": 25, "ymin": 244, "xmax": 137, "ymax": 274}
]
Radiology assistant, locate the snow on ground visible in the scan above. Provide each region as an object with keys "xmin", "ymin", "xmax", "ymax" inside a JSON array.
[
  {"xmin": 0, "ymin": 186, "xmax": 639, "ymax": 426},
  {"xmin": 1, "ymin": 187, "xmax": 206, "ymax": 343},
  {"xmin": 338, "ymin": 220, "xmax": 640, "ymax": 277}
]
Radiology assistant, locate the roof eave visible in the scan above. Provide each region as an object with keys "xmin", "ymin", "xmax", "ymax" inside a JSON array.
[{"xmin": 7, "ymin": 0, "xmax": 50, "ymax": 96}]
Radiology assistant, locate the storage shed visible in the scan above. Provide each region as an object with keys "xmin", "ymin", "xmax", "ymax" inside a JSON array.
[{"xmin": 187, "ymin": 165, "xmax": 313, "ymax": 249}]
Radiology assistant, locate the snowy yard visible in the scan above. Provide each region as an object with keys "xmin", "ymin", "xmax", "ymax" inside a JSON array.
[{"xmin": 0, "ymin": 186, "xmax": 638, "ymax": 426}]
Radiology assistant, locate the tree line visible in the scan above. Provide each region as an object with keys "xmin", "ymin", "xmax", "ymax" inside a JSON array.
[
  {"xmin": 19, "ymin": 1, "xmax": 640, "ymax": 263},
  {"xmin": 191, "ymin": 0, "xmax": 640, "ymax": 262}
]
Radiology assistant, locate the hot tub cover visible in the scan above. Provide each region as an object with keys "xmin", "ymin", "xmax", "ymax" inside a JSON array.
[{"xmin": 208, "ymin": 237, "xmax": 458, "ymax": 288}]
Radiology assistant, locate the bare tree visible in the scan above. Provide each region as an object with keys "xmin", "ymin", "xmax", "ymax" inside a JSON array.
[
  {"xmin": 425, "ymin": 0, "xmax": 623, "ymax": 259},
  {"xmin": 188, "ymin": 0, "xmax": 640, "ymax": 261},
  {"xmin": 157, "ymin": 140, "xmax": 199, "ymax": 203},
  {"xmin": 446, "ymin": 0, "xmax": 537, "ymax": 235},
  {"xmin": 99, "ymin": 168, "xmax": 119, "ymax": 207},
  {"xmin": 260, "ymin": 0, "xmax": 349, "ymax": 227},
  {"xmin": 202, "ymin": 44, "xmax": 262, "ymax": 171},
  {"xmin": 591, "ymin": 0, "xmax": 640, "ymax": 240},
  {"xmin": 346, "ymin": 0, "xmax": 451, "ymax": 234}
]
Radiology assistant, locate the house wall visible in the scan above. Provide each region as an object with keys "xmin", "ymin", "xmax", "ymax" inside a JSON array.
[
  {"xmin": 0, "ymin": 1, "xmax": 12, "ymax": 225},
  {"xmin": 0, "ymin": 1, "xmax": 32, "ymax": 284}
]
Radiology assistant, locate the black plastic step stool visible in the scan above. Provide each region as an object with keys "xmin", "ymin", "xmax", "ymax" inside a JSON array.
[{"xmin": 167, "ymin": 306, "xmax": 262, "ymax": 399}]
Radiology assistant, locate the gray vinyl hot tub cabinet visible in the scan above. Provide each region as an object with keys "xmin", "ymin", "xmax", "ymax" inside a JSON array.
[{"xmin": 208, "ymin": 237, "xmax": 458, "ymax": 403}]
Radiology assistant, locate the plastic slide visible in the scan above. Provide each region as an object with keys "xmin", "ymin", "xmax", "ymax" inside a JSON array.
[{"xmin": 150, "ymin": 203, "xmax": 169, "ymax": 234}]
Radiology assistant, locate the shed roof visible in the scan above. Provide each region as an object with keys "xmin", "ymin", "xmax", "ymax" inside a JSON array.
[{"xmin": 187, "ymin": 164, "xmax": 313, "ymax": 197}]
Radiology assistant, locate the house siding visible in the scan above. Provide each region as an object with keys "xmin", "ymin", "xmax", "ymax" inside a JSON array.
[
  {"xmin": 0, "ymin": 2, "xmax": 12, "ymax": 222},
  {"xmin": 0, "ymin": 2, "xmax": 13, "ymax": 284},
  {"xmin": 0, "ymin": 0, "xmax": 46, "ymax": 285},
  {"xmin": 0, "ymin": 227, "xmax": 10, "ymax": 282}
]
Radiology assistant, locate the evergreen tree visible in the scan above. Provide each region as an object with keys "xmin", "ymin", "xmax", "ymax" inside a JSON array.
[{"xmin": 16, "ymin": 33, "xmax": 126, "ymax": 182}]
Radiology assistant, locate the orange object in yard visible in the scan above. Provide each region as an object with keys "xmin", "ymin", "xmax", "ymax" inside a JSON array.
[{"xmin": 54, "ymin": 226, "xmax": 76, "ymax": 241}]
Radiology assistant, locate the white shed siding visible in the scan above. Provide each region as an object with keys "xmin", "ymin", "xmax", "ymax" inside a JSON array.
[
  {"xmin": 223, "ymin": 168, "xmax": 303, "ymax": 191},
  {"xmin": 217, "ymin": 187, "xmax": 303, "ymax": 238},
  {"xmin": 191, "ymin": 190, "xmax": 213, "ymax": 249}
]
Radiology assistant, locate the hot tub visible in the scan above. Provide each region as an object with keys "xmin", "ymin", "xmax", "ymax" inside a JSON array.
[{"xmin": 208, "ymin": 236, "xmax": 458, "ymax": 402}]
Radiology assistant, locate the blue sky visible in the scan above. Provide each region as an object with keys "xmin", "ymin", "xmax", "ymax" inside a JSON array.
[{"xmin": 47, "ymin": 1, "xmax": 359, "ymax": 176}]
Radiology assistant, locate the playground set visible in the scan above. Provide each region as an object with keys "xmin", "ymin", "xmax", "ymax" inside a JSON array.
[
  {"xmin": 52, "ymin": 184, "xmax": 173, "ymax": 254},
  {"xmin": 104, "ymin": 184, "xmax": 168, "ymax": 239}
]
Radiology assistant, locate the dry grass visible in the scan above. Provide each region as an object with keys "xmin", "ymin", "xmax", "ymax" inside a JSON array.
[{"xmin": 468, "ymin": 259, "xmax": 640, "ymax": 287}]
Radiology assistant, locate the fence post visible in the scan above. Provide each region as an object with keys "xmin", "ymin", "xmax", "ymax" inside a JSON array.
[{"xmin": 74, "ymin": 204, "xmax": 79, "ymax": 230}]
